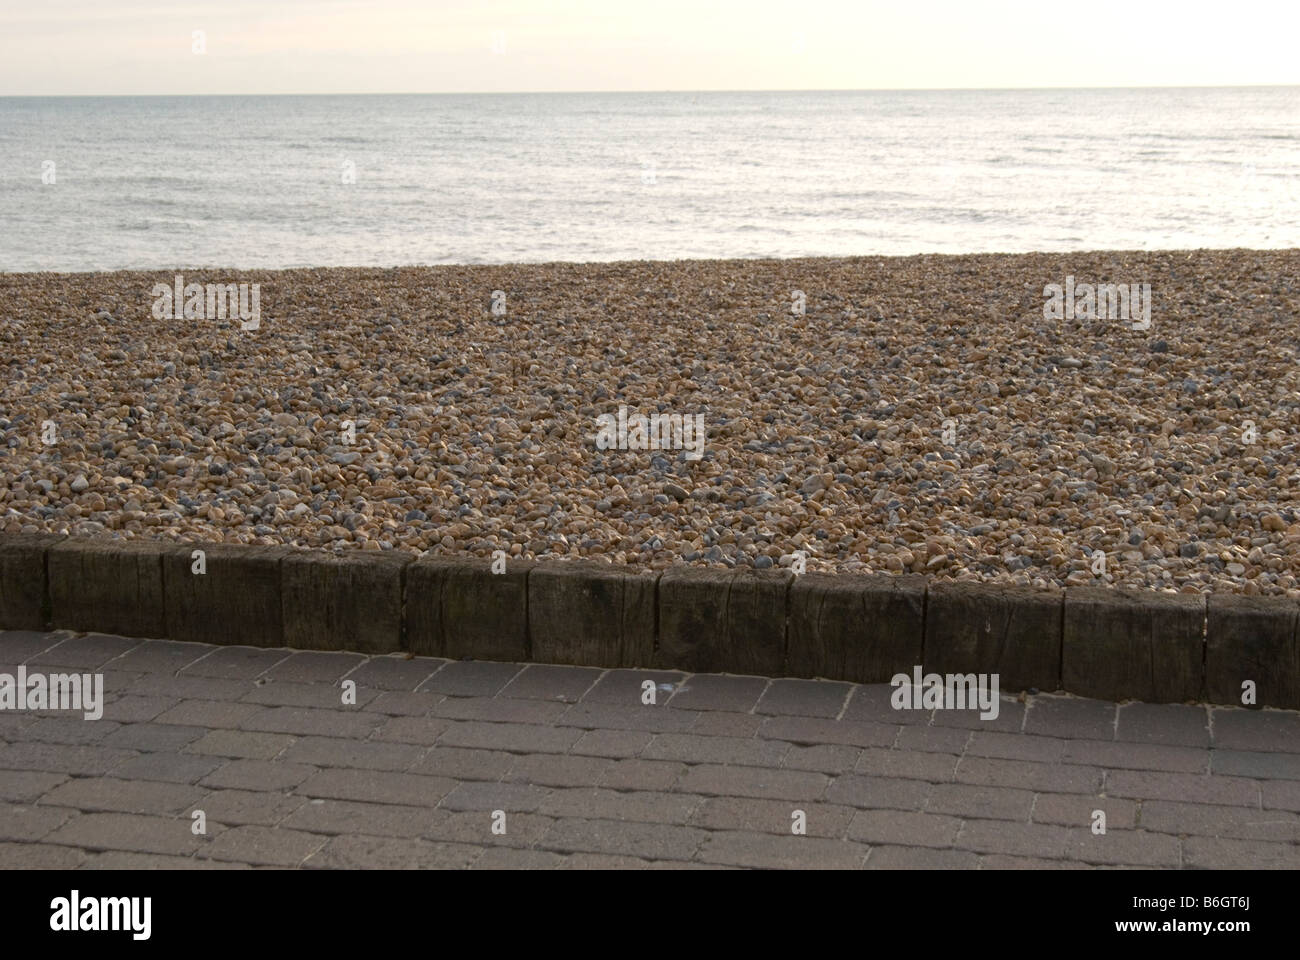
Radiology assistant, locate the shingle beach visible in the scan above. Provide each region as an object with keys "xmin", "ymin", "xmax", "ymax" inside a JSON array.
[{"xmin": 3, "ymin": 248, "xmax": 1299, "ymax": 594}]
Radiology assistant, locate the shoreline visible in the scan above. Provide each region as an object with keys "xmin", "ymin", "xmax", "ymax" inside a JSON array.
[
  {"xmin": 4, "ymin": 245, "xmax": 1298, "ymax": 278},
  {"xmin": 3, "ymin": 248, "xmax": 1300, "ymax": 597}
]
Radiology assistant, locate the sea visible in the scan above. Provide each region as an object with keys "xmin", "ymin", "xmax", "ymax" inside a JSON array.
[{"xmin": 1, "ymin": 87, "xmax": 1297, "ymax": 272}]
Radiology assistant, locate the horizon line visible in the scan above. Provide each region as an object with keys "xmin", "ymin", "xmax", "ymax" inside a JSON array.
[{"xmin": 3, "ymin": 83, "xmax": 1299, "ymax": 98}]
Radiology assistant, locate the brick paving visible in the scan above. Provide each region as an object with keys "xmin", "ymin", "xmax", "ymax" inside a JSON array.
[{"xmin": 3, "ymin": 630, "xmax": 1300, "ymax": 869}]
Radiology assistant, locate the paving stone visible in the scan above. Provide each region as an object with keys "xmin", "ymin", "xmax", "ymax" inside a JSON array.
[
  {"xmin": 600, "ymin": 759, "xmax": 686, "ymax": 792},
  {"xmin": 689, "ymin": 797, "xmax": 855, "ymax": 838},
  {"xmin": 304, "ymin": 835, "xmax": 481, "ymax": 869},
  {"xmin": 108, "ymin": 640, "xmax": 215, "ymax": 673},
  {"xmin": 262, "ymin": 650, "xmax": 368, "ymax": 684},
  {"xmin": 955, "ymin": 756, "xmax": 1103, "ymax": 794},
  {"xmin": 1023, "ymin": 697, "xmax": 1117, "ymax": 740},
  {"xmin": 504, "ymin": 753, "xmax": 613, "ymax": 788},
  {"xmin": 926, "ymin": 782, "xmax": 1035, "ymax": 821},
  {"xmin": 499, "ymin": 664, "xmax": 603, "ymax": 703},
  {"xmin": 110, "ymin": 752, "xmax": 223, "ymax": 784},
  {"xmin": 977, "ymin": 854, "xmax": 1088, "ymax": 869},
  {"xmin": 180, "ymin": 646, "xmax": 289, "ymax": 680},
  {"xmin": 1105, "ymin": 770, "xmax": 1260, "ymax": 806},
  {"xmin": 696, "ymin": 831, "xmax": 867, "ymax": 869},
  {"xmin": 1139, "ymin": 800, "xmax": 1300, "ymax": 842},
  {"xmin": 0, "ymin": 631, "xmax": 63, "ymax": 663},
  {"xmin": 928, "ymin": 696, "xmax": 1026, "ymax": 733},
  {"xmin": 239, "ymin": 706, "xmax": 383, "ymax": 739},
  {"xmin": 0, "ymin": 802, "xmax": 75, "ymax": 841},
  {"xmin": 98, "ymin": 695, "xmax": 179, "ymax": 724},
  {"xmin": 570, "ymin": 729, "xmax": 654, "ymax": 759},
  {"xmin": 1211, "ymin": 709, "xmax": 1300, "ymax": 754},
  {"xmin": 966, "ymin": 730, "xmax": 1066, "ymax": 763},
  {"xmin": 0, "ymin": 742, "xmax": 138, "ymax": 776},
  {"xmin": 676, "ymin": 765, "xmax": 829, "ymax": 802},
  {"xmin": 1061, "ymin": 739, "xmax": 1208, "ymax": 774},
  {"xmin": 127, "ymin": 674, "xmax": 252, "ymax": 702},
  {"xmin": 0, "ymin": 770, "xmax": 67, "ymax": 803},
  {"xmin": 846, "ymin": 809, "xmax": 962, "ymax": 848},
  {"xmin": 424, "ymin": 809, "xmax": 555, "ymax": 848},
  {"xmin": 824, "ymin": 774, "xmax": 930, "ymax": 811},
  {"xmin": 371, "ymin": 715, "xmax": 452, "ymax": 745},
  {"xmin": 44, "ymin": 812, "xmax": 202, "ymax": 856},
  {"xmin": 363, "ymin": 691, "xmax": 442, "ymax": 716},
  {"xmin": 581, "ymin": 670, "xmax": 688, "ymax": 706},
  {"xmin": 282, "ymin": 798, "xmax": 431, "ymax": 837},
  {"xmin": 194, "ymin": 789, "xmax": 306, "ymax": 827},
  {"xmin": 755, "ymin": 679, "xmax": 853, "ymax": 719},
  {"xmin": 782, "ymin": 744, "xmax": 862, "ymax": 774},
  {"xmin": 410, "ymin": 746, "xmax": 516, "ymax": 781},
  {"xmin": 1183, "ymin": 836, "xmax": 1300, "ymax": 869},
  {"xmin": 80, "ymin": 852, "xmax": 242, "ymax": 869},
  {"xmin": 1210, "ymin": 749, "xmax": 1300, "ymax": 781},
  {"xmin": 28, "ymin": 634, "xmax": 141, "ymax": 669},
  {"xmin": 0, "ymin": 714, "xmax": 35, "ymax": 741},
  {"xmin": 186, "ymin": 729, "xmax": 294, "ymax": 761},
  {"xmin": 346, "ymin": 656, "xmax": 445, "ymax": 691},
  {"xmin": 102, "ymin": 722, "xmax": 205, "ymax": 753},
  {"xmin": 439, "ymin": 781, "xmax": 551, "ymax": 813},
  {"xmin": 1258, "ymin": 780, "xmax": 1300, "ymax": 813},
  {"xmin": 688, "ymin": 712, "xmax": 763, "ymax": 737},
  {"xmin": 417, "ymin": 660, "xmax": 520, "ymax": 697},
  {"xmin": 472, "ymin": 848, "xmax": 566, "ymax": 869},
  {"xmin": 1064, "ymin": 829, "xmax": 1181, "ymax": 866},
  {"xmin": 242, "ymin": 680, "xmax": 379, "ymax": 710},
  {"xmin": 866, "ymin": 846, "xmax": 980, "ymax": 869},
  {"xmin": 431, "ymin": 696, "xmax": 569, "ymax": 725},
  {"xmin": 665, "ymin": 674, "xmax": 769, "ymax": 713},
  {"xmin": 854, "ymin": 747, "xmax": 958, "ymax": 782},
  {"xmin": 0, "ymin": 841, "xmax": 87, "ymax": 868},
  {"xmin": 1116, "ymin": 702, "xmax": 1211, "ymax": 748},
  {"xmin": 955, "ymin": 819, "xmax": 1068, "ymax": 858},
  {"xmin": 840, "ymin": 684, "xmax": 933, "ymax": 726},
  {"xmin": 24, "ymin": 717, "xmax": 120, "ymax": 745},
  {"xmin": 200, "ymin": 824, "xmax": 327, "ymax": 866},
  {"xmin": 155, "ymin": 699, "xmax": 263, "ymax": 729},
  {"xmin": 41, "ymin": 777, "xmax": 203, "ymax": 815},
  {"xmin": 539, "ymin": 817, "xmax": 707, "ymax": 861},
  {"xmin": 537, "ymin": 788, "xmax": 699, "ymax": 824},
  {"xmin": 643, "ymin": 733, "xmax": 789, "ymax": 767},
  {"xmin": 438, "ymin": 720, "xmax": 582, "ymax": 754},
  {"xmin": 278, "ymin": 736, "xmax": 423, "ymax": 772},
  {"xmin": 297, "ymin": 768, "xmax": 457, "ymax": 807},
  {"xmin": 1032, "ymin": 793, "xmax": 1138, "ymax": 830},
  {"xmin": 558, "ymin": 701, "xmax": 696, "ymax": 733},
  {"xmin": 758, "ymin": 716, "xmax": 896, "ymax": 748},
  {"xmin": 200, "ymin": 759, "xmax": 318, "ymax": 791},
  {"xmin": 895, "ymin": 725, "xmax": 972, "ymax": 755}
]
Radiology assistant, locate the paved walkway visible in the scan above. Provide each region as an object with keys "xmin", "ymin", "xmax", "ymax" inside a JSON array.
[{"xmin": 2, "ymin": 630, "xmax": 1300, "ymax": 869}]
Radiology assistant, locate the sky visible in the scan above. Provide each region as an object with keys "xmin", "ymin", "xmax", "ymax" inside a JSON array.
[{"xmin": 1, "ymin": 0, "xmax": 1298, "ymax": 95}]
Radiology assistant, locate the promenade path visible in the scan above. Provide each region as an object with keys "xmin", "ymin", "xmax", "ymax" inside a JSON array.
[{"xmin": 2, "ymin": 630, "xmax": 1299, "ymax": 869}]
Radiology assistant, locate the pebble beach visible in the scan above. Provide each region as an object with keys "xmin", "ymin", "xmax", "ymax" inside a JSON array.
[{"xmin": 3, "ymin": 248, "xmax": 1300, "ymax": 595}]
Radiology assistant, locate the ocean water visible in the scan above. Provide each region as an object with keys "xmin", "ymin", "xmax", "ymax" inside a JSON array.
[{"xmin": 1, "ymin": 88, "xmax": 1298, "ymax": 272}]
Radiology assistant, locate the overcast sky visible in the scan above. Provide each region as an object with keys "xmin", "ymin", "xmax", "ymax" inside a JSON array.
[{"xmin": 2, "ymin": 0, "xmax": 1297, "ymax": 95}]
